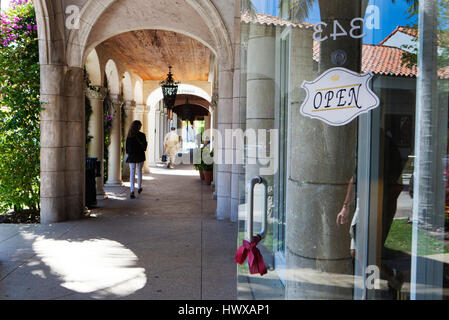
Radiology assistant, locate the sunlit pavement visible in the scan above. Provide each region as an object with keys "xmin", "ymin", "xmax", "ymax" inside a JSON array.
[{"xmin": 0, "ymin": 165, "xmax": 237, "ymax": 300}]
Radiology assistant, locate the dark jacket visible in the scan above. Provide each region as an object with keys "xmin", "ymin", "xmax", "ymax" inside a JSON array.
[{"xmin": 126, "ymin": 132, "xmax": 147, "ymax": 164}]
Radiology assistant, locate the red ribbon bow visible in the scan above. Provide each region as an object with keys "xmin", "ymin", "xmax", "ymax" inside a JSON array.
[{"xmin": 234, "ymin": 235, "xmax": 267, "ymax": 276}]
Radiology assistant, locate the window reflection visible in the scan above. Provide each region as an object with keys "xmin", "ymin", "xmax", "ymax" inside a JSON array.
[{"xmin": 238, "ymin": 0, "xmax": 449, "ymax": 301}]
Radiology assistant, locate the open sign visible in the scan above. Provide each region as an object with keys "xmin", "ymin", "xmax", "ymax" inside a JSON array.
[{"xmin": 300, "ymin": 68, "xmax": 380, "ymax": 126}]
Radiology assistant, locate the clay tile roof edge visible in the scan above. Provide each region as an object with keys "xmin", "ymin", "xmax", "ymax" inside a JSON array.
[{"xmin": 241, "ymin": 10, "xmax": 313, "ymax": 29}]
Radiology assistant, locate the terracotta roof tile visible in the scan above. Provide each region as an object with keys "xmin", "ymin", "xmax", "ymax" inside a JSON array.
[
  {"xmin": 311, "ymin": 42, "xmax": 417, "ymax": 77},
  {"xmin": 241, "ymin": 11, "xmax": 313, "ymax": 29},
  {"xmin": 362, "ymin": 44, "xmax": 417, "ymax": 77}
]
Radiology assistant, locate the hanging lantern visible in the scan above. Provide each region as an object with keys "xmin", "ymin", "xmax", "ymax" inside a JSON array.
[{"xmin": 160, "ymin": 66, "xmax": 180, "ymax": 111}]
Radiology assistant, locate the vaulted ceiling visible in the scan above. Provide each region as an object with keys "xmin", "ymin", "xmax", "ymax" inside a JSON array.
[{"xmin": 101, "ymin": 30, "xmax": 212, "ymax": 81}]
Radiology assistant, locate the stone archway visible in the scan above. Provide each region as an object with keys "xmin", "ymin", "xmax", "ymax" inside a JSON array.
[
  {"xmin": 85, "ymin": 50, "xmax": 102, "ymax": 87},
  {"xmin": 65, "ymin": 0, "xmax": 233, "ymax": 70},
  {"xmin": 104, "ymin": 59, "xmax": 122, "ymax": 185},
  {"xmin": 36, "ymin": 0, "xmax": 237, "ymax": 223},
  {"xmin": 105, "ymin": 60, "xmax": 120, "ymax": 95}
]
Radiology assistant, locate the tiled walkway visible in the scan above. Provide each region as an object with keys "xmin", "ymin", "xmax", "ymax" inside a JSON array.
[{"xmin": 0, "ymin": 165, "xmax": 237, "ymax": 300}]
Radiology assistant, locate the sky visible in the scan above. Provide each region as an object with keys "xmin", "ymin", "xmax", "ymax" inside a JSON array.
[
  {"xmin": 251, "ymin": 0, "xmax": 418, "ymax": 45},
  {"xmin": 0, "ymin": 0, "xmax": 8, "ymax": 11}
]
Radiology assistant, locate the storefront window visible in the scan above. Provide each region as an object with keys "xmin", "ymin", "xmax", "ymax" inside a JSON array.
[{"xmin": 238, "ymin": 0, "xmax": 449, "ymax": 300}]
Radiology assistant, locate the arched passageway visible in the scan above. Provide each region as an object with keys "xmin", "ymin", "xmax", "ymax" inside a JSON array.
[{"xmin": 35, "ymin": 0, "xmax": 241, "ymax": 224}]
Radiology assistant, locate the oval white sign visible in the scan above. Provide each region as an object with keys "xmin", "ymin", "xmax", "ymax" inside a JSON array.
[{"xmin": 300, "ymin": 67, "xmax": 380, "ymax": 126}]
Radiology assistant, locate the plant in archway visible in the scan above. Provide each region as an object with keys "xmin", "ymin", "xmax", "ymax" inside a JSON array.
[
  {"xmin": 103, "ymin": 93, "xmax": 113, "ymax": 182},
  {"xmin": 401, "ymin": 0, "xmax": 449, "ymax": 69},
  {"xmin": 84, "ymin": 68, "xmax": 96, "ymax": 152},
  {"xmin": 194, "ymin": 146, "xmax": 214, "ymax": 184},
  {"xmin": 0, "ymin": 0, "xmax": 40, "ymax": 219},
  {"xmin": 101, "ymin": 75, "xmax": 124, "ymax": 183}
]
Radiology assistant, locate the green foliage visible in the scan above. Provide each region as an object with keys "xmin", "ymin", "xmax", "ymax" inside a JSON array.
[
  {"xmin": 121, "ymin": 101, "xmax": 126, "ymax": 175},
  {"xmin": 84, "ymin": 67, "xmax": 96, "ymax": 151},
  {"xmin": 194, "ymin": 147, "xmax": 214, "ymax": 171},
  {"xmin": 385, "ymin": 219, "xmax": 449, "ymax": 255},
  {"xmin": 0, "ymin": 1, "xmax": 41, "ymax": 213},
  {"xmin": 85, "ymin": 96, "xmax": 93, "ymax": 150},
  {"xmin": 280, "ymin": 0, "xmax": 315, "ymax": 21},
  {"xmin": 101, "ymin": 77, "xmax": 124, "ymax": 182},
  {"xmin": 400, "ymin": 1, "xmax": 449, "ymax": 71}
]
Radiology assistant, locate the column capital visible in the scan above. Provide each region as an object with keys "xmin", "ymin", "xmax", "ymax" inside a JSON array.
[
  {"xmin": 85, "ymin": 86, "xmax": 107, "ymax": 100},
  {"xmin": 124, "ymin": 100, "xmax": 136, "ymax": 111},
  {"xmin": 109, "ymin": 94, "xmax": 124, "ymax": 105},
  {"xmin": 134, "ymin": 104, "xmax": 146, "ymax": 114}
]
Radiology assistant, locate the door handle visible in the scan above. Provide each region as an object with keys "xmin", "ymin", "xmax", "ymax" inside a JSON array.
[{"xmin": 248, "ymin": 176, "xmax": 268, "ymax": 242}]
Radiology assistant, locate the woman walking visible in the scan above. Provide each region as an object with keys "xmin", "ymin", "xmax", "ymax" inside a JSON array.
[{"xmin": 126, "ymin": 120, "xmax": 148, "ymax": 199}]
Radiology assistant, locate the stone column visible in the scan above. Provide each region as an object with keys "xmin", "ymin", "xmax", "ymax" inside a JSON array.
[
  {"xmin": 216, "ymin": 67, "xmax": 234, "ymax": 220},
  {"xmin": 122, "ymin": 100, "xmax": 136, "ymax": 181},
  {"xmin": 124, "ymin": 100, "xmax": 136, "ymax": 129},
  {"xmin": 204, "ymin": 114, "xmax": 211, "ymax": 140},
  {"xmin": 285, "ymin": 2, "xmax": 360, "ymax": 299},
  {"xmin": 238, "ymin": 23, "xmax": 249, "ymax": 220},
  {"xmin": 155, "ymin": 103, "xmax": 162, "ymax": 162},
  {"xmin": 134, "ymin": 104, "xmax": 145, "ymax": 123},
  {"xmin": 106, "ymin": 95, "xmax": 123, "ymax": 186},
  {"xmin": 164, "ymin": 112, "xmax": 169, "ymax": 134},
  {"xmin": 40, "ymin": 64, "xmax": 67, "ymax": 223},
  {"xmin": 142, "ymin": 105, "xmax": 151, "ymax": 173},
  {"xmin": 210, "ymin": 92, "xmax": 218, "ymax": 199},
  {"xmin": 231, "ymin": 14, "xmax": 245, "ymax": 223},
  {"xmin": 41, "ymin": 65, "xmax": 86, "ymax": 223},
  {"xmin": 64, "ymin": 67, "xmax": 86, "ymax": 221},
  {"xmin": 148, "ymin": 103, "xmax": 159, "ymax": 166},
  {"xmin": 245, "ymin": 23, "xmax": 276, "ymax": 231},
  {"xmin": 173, "ymin": 115, "xmax": 177, "ymax": 130},
  {"xmin": 159, "ymin": 108, "xmax": 166, "ymax": 157},
  {"xmin": 86, "ymin": 86, "xmax": 107, "ymax": 198}
]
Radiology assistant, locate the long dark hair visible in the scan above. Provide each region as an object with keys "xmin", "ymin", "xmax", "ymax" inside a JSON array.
[{"xmin": 127, "ymin": 120, "xmax": 142, "ymax": 138}]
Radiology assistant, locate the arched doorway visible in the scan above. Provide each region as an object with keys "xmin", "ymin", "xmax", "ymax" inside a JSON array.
[
  {"xmin": 146, "ymin": 87, "xmax": 213, "ymax": 167},
  {"xmin": 174, "ymin": 95, "xmax": 212, "ymax": 153}
]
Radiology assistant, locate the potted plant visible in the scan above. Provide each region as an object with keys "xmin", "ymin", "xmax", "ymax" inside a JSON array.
[
  {"xmin": 194, "ymin": 162, "xmax": 205, "ymax": 180},
  {"xmin": 194, "ymin": 147, "xmax": 205, "ymax": 180},
  {"xmin": 202, "ymin": 148, "xmax": 214, "ymax": 185}
]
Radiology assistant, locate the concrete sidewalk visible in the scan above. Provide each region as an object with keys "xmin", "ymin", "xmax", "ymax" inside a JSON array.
[{"xmin": 0, "ymin": 165, "xmax": 238, "ymax": 300}]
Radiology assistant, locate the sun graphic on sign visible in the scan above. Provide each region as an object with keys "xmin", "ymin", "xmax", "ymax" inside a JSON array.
[{"xmin": 331, "ymin": 75, "xmax": 340, "ymax": 81}]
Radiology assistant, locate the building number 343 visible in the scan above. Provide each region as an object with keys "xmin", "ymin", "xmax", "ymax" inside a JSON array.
[
  {"xmin": 314, "ymin": 19, "xmax": 366, "ymax": 41},
  {"xmin": 313, "ymin": 5, "xmax": 381, "ymax": 42}
]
